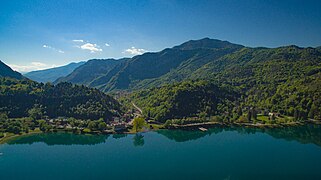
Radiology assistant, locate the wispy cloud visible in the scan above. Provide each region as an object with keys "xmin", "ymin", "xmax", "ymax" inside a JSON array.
[
  {"xmin": 123, "ymin": 47, "xmax": 146, "ymax": 55},
  {"xmin": 8, "ymin": 62, "xmax": 57, "ymax": 73},
  {"xmin": 72, "ymin": 39, "xmax": 106, "ymax": 53},
  {"xmin": 73, "ymin": 39, "xmax": 84, "ymax": 42},
  {"xmin": 79, "ymin": 43, "xmax": 103, "ymax": 53},
  {"xmin": 43, "ymin": 44, "xmax": 65, "ymax": 53}
]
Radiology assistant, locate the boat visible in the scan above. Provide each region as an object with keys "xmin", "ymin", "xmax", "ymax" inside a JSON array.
[{"xmin": 199, "ymin": 127, "xmax": 208, "ymax": 132}]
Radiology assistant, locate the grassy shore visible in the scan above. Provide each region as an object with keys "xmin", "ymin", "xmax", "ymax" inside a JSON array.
[
  {"xmin": 165, "ymin": 119, "xmax": 319, "ymax": 130},
  {"xmin": 0, "ymin": 129, "xmax": 42, "ymax": 144}
]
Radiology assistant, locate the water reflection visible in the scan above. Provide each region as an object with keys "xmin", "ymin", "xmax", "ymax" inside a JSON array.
[
  {"xmin": 4, "ymin": 125, "xmax": 321, "ymax": 147},
  {"xmin": 7, "ymin": 133, "xmax": 109, "ymax": 146},
  {"xmin": 133, "ymin": 134, "xmax": 145, "ymax": 147},
  {"xmin": 157, "ymin": 124, "xmax": 321, "ymax": 147},
  {"xmin": 112, "ymin": 134, "xmax": 127, "ymax": 139},
  {"xmin": 262, "ymin": 124, "xmax": 321, "ymax": 146}
]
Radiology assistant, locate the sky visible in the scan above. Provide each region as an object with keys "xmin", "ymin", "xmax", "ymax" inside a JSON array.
[{"xmin": 0, "ymin": 0, "xmax": 321, "ymax": 73}]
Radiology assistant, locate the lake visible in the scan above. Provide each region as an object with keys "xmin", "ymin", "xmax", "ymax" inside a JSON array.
[{"xmin": 1, "ymin": 125, "xmax": 321, "ymax": 180}]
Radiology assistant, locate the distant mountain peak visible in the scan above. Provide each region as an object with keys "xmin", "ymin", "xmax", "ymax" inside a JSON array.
[
  {"xmin": 173, "ymin": 38, "xmax": 244, "ymax": 50},
  {"xmin": 24, "ymin": 61, "xmax": 86, "ymax": 83},
  {"xmin": 0, "ymin": 60, "xmax": 24, "ymax": 79},
  {"xmin": 54, "ymin": 58, "xmax": 123, "ymax": 85}
]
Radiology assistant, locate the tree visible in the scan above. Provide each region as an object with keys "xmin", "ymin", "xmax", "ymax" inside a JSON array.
[
  {"xmin": 271, "ymin": 114, "xmax": 276, "ymax": 121},
  {"xmin": 237, "ymin": 107, "xmax": 242, "ymax": 116},
  {"xmin": 251, "ymin": 108, "xmax": 257, "ymax": 120},
  {"xmin": 133, "ymin": 117, "xmax": 146, "ymax": 132},
  {"xmin": 164, "ymin": 120, "xmax": 173, "ymax": 128},
  {"xmin": 205, "ymin": 106, "xmax": 212, "ymax": 116},
  {"xmin": 147, "ymin": 110, "xmax": 151, "ymax": 119},
  {"xmin": 38, "ymin": 120, "xmax": 51, "ymax": 132},
  {"xmin": 247, "ymin": 110, "xmax": 252, "ymax": 122},
  {"xmin": 299, "ymin": 110, "xmax": 307, "ymax": 121},
  {"xmin": 98, "ymin": 122, "xmax": 107, "ymax": 131},
  {"xmin": 198, "ymin": 112, "xmax": 207, "ymax": 121},
  {"xmin": 0, "ymin": 112, "xmax": 8, "ymax": 122},
  {"xmin": 87, "ymin": 121, "xmax": 97, "ymax": 131},
  {"xmin": 12, "ymin": 126, "xmax": 21, "ymax": 134},
  {"xmin": 308, "ymin": 104, "xmax": 317, "ymax": 119},
  {"xmin": 28, "ymin": 104, "xmax": 44, "ymax": 120},
  {"xmin": 294, "ymin": 109, "xmax": 299, "ymax": 120},
  {"xmin": 238, "ymin": 115, "xmax": 247, "ymax": 123},
  {"xmin": 25, "ymin": 127, "xmax": 29, "ymax": 133}
]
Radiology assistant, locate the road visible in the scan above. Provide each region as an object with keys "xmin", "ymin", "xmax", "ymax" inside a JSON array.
[{"xmin": 132, "ymin": 102, "xmax": 143, "ymax": 114}]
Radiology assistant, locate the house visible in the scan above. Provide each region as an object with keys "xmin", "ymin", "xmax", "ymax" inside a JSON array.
[
  {"xmin": 268, "ymin": 112, "xmax": 280, "ymax": 119},
  {"xmin": 113, "ymin": 117, "xmax": 120, "ymax": 123},
  {"xmin": 114, "ymin": 123, "xmax": 127, "ymax": 132}
]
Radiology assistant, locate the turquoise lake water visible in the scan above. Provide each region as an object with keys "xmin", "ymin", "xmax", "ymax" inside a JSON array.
[{"xmin": 1, "ymin": 125, "xmax": 321, "ymax": 180}]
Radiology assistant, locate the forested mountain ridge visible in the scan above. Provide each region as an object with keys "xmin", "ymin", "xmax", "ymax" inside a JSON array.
[
  {"xmin": 0, "ymin": 77, "xmax": 123, "ymax": 120},
  {"xmin": 122, "ymin": 44, "xmax": 321, "ymax": 122},
  {"xmin": 0, "ymin": 60, "xmax": 24, "ymax": 80},
  {"xmin": 53, "ymin": 38, "xmax": 321, "ymax": 95},
  {"xmin": 55, "ymin": 58, "xmax": 126, "ymax": 86},
  {"xmin": 24, "ymin": 61, "xmax": 86, "ymax": 83},
  {"xmin": 172, "ymin": 37, "xmax": 243, "ymax": 50},
  {"xmin": 92, "ymin": 38, "xmax": 244, "ymax": 91},
  {"xmin": 192, "ymin": 46, "xmax": 321, "ymax": 112},
  {"xmin": 126, "ymin": 71, "xmax": 321, "ymax": 122}
]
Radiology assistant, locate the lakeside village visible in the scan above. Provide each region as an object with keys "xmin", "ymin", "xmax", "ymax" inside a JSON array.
[
  {"xmin": 38, "ymin": 108, "xmax": 296, "ymax": 134},
  {"xmin": 1, "ymin": 102, "xmax": 321, "ymax": 144}
]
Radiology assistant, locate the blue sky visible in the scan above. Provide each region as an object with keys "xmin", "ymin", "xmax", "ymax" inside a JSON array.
[{"xmin": 1, "ymin": 0, "xmax": 321, "ymax": 73}]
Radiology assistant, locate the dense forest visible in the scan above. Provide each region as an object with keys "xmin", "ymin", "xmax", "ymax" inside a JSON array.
[
  {"xmin": 126, "ymin": 72, "xmax": 321, "ymax": 123},
  {"xmin": 124, "ymin": 80, "xmax": 239, "ymax": 122},
  {"xmin": 0, "ymin": 77, "xmax": 122, "ymax": 120},
  {"xmin": 122, "ymin": 44, "xmax": 321, "ymax": 122}
]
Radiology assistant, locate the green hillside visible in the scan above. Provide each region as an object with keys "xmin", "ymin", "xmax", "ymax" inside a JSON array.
[
  {"xmin": 125, "ymin": 80, "xmax": 239, "ymax": 122},
  {"xmin": 122, "ymin": 43, "xmax": 321, "ymax": 121},
  {"xmin": 0, "ymin": 77, "xmax": 122, "ymax": 120},
  {"xmin": 94, "ymin": 38, "xmax": 243, "ymax": 91}
]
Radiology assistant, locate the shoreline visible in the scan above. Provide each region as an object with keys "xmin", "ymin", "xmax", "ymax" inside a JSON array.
[
  {"xmin": 166, "ymin": 120, "xmax": 309, "ymax": 130},
  {"xmin": 1, "ymin": 120, "xmax": 320, "ymax": 145},
  {"xmin": 0, "ymin": 130, "xmax": 43, "ymax": 145}
]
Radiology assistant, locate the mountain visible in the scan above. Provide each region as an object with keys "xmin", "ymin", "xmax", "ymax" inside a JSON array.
[
  {"xmin": 126, "ymin": 45, "xmax": 321, "ymax": 121},
  {"xmin": 172, "ymin": 37, "xmax": 243, "ymax": 50},
  {"xmin": 24, "ymin": 61, "xmax": 86, "ymax": 83},
  {"xmin": 55, "ymin": 59, "xmax": 126, "ymax": 86},
  {"xmin": 55, "ymin": 39, "xmax": 320, "ymax": 97},
  {"xmin": 0, "ymin": 60, "xmax": 24, "ymax": 79},
  {"xmin": 92, "ymin": 38, "xmax": 244, "ymax": 91}
]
